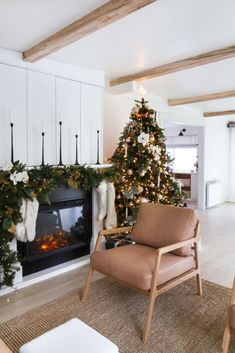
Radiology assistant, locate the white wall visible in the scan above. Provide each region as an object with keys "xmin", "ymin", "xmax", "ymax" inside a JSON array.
[{"xmin": 204, "ymin": 117, "xmax": 230, "ymax": 204}]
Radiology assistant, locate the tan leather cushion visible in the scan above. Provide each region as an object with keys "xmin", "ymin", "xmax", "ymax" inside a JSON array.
[
  {"xmin": 91, "ymin": 244, "xmax": 195, "ymax": 291},
  {"xmin": 131, "ymin": 203, "xmax": 197, "ymax": 256},
  {"xmin": 230, "ymin": 304, "xmax": 235, "ymax": 332}
]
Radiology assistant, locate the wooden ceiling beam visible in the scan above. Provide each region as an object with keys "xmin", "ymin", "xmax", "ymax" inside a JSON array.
[
  {"xmin": 204, "ymin": 110, "xmax": 235, "ymax": 117},
  {"xmin": 23, "ymin": 0, "xmax": 156, "ymax": 62},
  {"xmin": 110, "ymin": 45, "xmax": 235, "ymax": 86},
  {"xmin": 168, "ymin": 90, "xmax": 235, "ymax": 106}
]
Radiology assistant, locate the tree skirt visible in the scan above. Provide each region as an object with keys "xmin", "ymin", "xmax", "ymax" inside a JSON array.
[{"xmin": 0, "ymin": 277, "xmax": 234, "ymax": 353}]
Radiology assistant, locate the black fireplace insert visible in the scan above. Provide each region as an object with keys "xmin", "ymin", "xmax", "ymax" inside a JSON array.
[{"xmin": 18, "ymin": 186, "xmax": 92, "ymax": 276}]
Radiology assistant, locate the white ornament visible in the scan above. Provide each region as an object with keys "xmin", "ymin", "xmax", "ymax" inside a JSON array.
[
  {"xmin": 140, "ymin": 197, "xmax": 148, "ymax": 203},
  {"xmin": 140, "ymin": 170, "xmax": 146, "ymax": 177},
  {"xmin": 2, "ymin": 162, "xmax": 13, "ymax": 171},
  {"xmin": 21, "ymin": 171, "xmax": 29, "ymax": 183},
  {"xmin": 131, "ymin": 106, "xmax": 139, "ymax": 114},
  {"xmin": 154, "ymin": 154, "xmax": 160, "ymax": 162},
  {"xmin": 149, "ymin": 145, "xmax": 161, "ymax": 161},
  {"xmin": 137, "ymin": 132, "xmax": 149, "ymax": 146}
]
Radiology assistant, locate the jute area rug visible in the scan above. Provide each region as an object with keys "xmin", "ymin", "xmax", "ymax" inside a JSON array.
[{"xmin": 0, "ymin": 277, "xmax": 234, "ymax": 353}]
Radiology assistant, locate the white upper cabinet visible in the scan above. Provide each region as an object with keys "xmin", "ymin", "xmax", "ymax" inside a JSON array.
[
  {"xmin": 80, "ymin": 84, "xmax": 103, "ymax": 164},
  {"xmin": 56, "ymin": 78, "xmax": 81, "ymax": 165},
  {"xmin": 27, "ymin": 71, "xmax": 56, "ymax": 166},
  {"xmin": 0, "ymin": 64, "xmax": 27, "ymax": 166},
  {"xmin": 0, "ymin": 58, "xmax": 103, "ymax": 167}
]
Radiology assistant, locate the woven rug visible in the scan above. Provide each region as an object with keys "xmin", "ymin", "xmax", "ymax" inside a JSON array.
[{"xmin": 0, "ymin": 277, "xmax": 234, "ymax": 353}]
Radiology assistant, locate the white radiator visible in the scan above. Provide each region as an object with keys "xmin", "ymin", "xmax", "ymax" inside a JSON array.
[{"xmin": 206, "ymin": 180, "xmax": 221, "ymax": 208}]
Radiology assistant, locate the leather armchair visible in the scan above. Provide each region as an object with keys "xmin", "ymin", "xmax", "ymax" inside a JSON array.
[{"xmin": 82, "ymin": 203, "xmax": 202, "ymax": 343}]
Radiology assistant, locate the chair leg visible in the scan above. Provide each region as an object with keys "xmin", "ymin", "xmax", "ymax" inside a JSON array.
[
  {"xmin": 81, "ymin": 267, "xmax": 94, "ymax": 303},
  {"xmin": 196, "ymin": 273, "xmax": 202, "ymax": 296},
  {"xmin": 221, "ymin": 322, "xmax": 231, "ymax": 353},
  {"xmin": 143, "ymin": 292, "xmax": 157, "ymax": 343}
]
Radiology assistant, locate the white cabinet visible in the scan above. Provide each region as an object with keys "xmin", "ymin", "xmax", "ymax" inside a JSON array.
[
  {"xmin": 27, "ymin": 71, "xmax": 56, "ymax": 166},
  {"xmin": 0, "ymin": 64, "xmax": 27, "ymax": 166},
  {"xmin": 0, "ymin": 62, "xmax": 103, "ymax": 167},
  {"xmin": 80, "ymin": 84, "xmax": 103, "ymax": 164},
  {"xmin": 56, "ymin": 78, "xmax": 81, "ymax": 165}
]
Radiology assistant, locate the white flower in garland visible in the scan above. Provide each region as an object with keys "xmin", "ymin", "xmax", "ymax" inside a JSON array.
[
  {"xmin": 21, "ymin": 171, "xmax": 29, "ymax": 183},
  {"xmin": 2, "ymin": 162, "xmax": 13, "ymax": 171},
  {"xmin": 10, "ymin": 171, "xmax": 29, "ymax": 185},
  {"xmin": 137, "ymin": 132, "xmax": 149, "ymax": 146}
]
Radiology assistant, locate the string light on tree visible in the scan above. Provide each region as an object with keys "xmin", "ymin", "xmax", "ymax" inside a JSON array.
[{"xmin": 111, "ymin": 98, "xmax": 185, "ymax": 225}]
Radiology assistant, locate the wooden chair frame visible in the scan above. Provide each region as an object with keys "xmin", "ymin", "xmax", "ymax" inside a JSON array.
[
  {"xmin": 82, "ymin": 221, "xmax": 202, "ymax": 343},
  {"xmin": 221, "ymin": 277, "xmax": 235, "ymax": 353}
]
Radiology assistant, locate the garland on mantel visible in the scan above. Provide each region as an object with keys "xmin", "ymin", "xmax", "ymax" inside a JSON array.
[{"xmin": 0, "ymin": 161, "xmax": 115, "ymax": 288}]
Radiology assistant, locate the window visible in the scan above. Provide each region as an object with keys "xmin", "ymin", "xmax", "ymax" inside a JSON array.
[{"xmin": 167, "ymin": 147, "xmax": 197, "ymax": 173}]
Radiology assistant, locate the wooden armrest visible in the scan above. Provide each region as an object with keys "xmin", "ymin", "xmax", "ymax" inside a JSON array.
[
  {"xmin": 0, "ymin": 339, "xmax": 13, "ymax": 353},
  {"xmin": 157, "ymin": 236, "xmax": 199, "ymax": 256},
  {"xmin": 99, "ymin": 226, "xmax": 133, "ymax": 237},
  {"xmin": 94, "ymin": 226, "xmax": 133, "ymax": 251}
]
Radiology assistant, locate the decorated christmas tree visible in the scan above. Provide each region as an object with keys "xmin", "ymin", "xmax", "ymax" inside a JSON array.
[{"xmin": 111, "ymin": 98, "xmax": 185, "ymax": 226}]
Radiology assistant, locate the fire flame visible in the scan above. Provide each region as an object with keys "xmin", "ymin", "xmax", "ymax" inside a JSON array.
[{"xmin": 38, "ymin": 230, "xmax": 70, "ymax": 252}]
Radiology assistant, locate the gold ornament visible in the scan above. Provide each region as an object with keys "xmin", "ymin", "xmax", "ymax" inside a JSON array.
[
  {"xmin": 137, "ymin": 185, "xmax": 144, "ymax": 193},
  {"xmin": 127, "ymin": 169, "xmax": 133, "ymax": 176},
  {"xmin": 150, "ymin": 182, "xmax": 155, "ymax": 188}
]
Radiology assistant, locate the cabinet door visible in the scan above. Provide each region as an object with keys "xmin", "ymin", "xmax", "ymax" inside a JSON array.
[
  {"xmin": 80, "ymin": 84, "xmax": 103, "ymax": 164},
  {"xmin": 27, "ymin": 71, "xmax": 56, "ymax": 166},
  {"xmin": 56, "ymin": 78, "xmax": 81, "ymax": 165},
  {"xmin": 0, "ymin": 64, "xmax": 27, "ymax": 166}
]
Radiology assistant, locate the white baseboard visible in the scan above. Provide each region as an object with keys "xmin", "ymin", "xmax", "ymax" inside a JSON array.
[{"xmin": 0, "ymin": 256, "xmax": 90, "ymax": 296}]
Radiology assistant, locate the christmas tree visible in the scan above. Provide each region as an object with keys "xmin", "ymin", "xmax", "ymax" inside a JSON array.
[{"xmin": 111, "ymin": 98, "xmax": 185, "ymax": 226}]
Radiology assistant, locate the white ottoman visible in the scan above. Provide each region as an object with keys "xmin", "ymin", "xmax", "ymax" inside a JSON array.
[{"xmin": 19, "ymin": 318, "xmax": 118, "ymax": 353}]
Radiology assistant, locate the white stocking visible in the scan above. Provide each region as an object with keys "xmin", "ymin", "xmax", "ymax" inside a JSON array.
[
  {"xmin": 105, "ymin": 182, "xmax": 117, "ymax": 229},
  {"xmin": 96, "ymin": 181, "xmax": 108, "ymax": 221}
]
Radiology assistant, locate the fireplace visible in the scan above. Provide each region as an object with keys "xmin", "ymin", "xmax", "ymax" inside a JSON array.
[{"xmin": 18, "ymin": 187, "xmax": 92, "ymax": 276}]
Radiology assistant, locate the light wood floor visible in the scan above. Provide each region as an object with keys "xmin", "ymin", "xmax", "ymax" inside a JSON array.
[{"xmin": 0, "ymin": 202, "xmax": 234, "ymax": 324}]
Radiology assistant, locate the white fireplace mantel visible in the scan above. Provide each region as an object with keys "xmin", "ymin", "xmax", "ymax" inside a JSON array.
[{"xmin": 0, "ymin": 164, "xmax": 112, "ymax": 296}]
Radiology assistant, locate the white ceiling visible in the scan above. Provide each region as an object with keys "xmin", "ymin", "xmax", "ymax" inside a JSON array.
[{"xmin": 0, "ymin": 0, "xmax": 235, "ymax": 114}]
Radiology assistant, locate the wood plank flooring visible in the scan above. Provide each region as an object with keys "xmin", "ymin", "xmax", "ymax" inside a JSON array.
[{"xmin": 0, "ymin": 202, "xmax": 234, "ymax": 324}]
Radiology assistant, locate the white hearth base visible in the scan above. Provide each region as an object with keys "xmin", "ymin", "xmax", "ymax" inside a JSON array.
[{"xmin": 0, "ymin": 255, "xmax": 90, "ymax": 296}]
